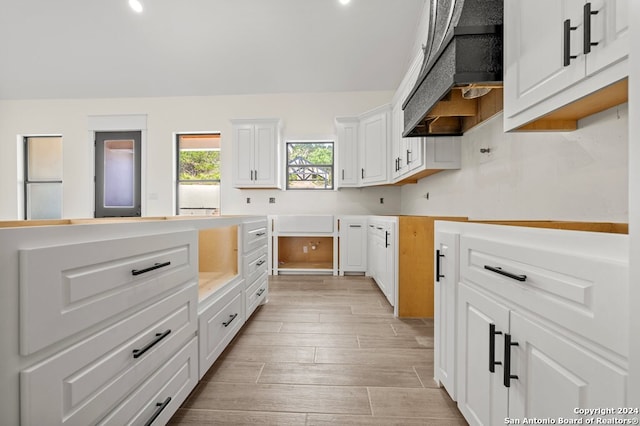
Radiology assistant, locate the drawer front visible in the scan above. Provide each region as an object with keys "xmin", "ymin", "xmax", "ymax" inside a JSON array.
[
  {"xmin": 460, "ymin": 233, "xmax": 629, "ymax": 356},
  {"xmin": 277, "ymin": 215, "xmax": 334, "ymax": 233},
  {"xmin": 246, "ymin": 272, "xmax": 268, "ymax": 319},
  {"xmin": 199, "ymin": 280, "xmax": 245, "ymax": 378},
  {"xmin": 243, "ymin": 248, "xmax": 268, "ymax": 286},
  {"xmin": 20, "ymin": 283, "xmax": 197, "ymax": 426},
  {"xmin": 98, "ymin": 337, "xmax": 198, "ymax": 426},
  {"xmin": 20, "ymin": 230, "xmax": 198, "ymax": 355},
  {"xmin": 242, "ymin": 219, "xmax": 268, "ymax": 254}
]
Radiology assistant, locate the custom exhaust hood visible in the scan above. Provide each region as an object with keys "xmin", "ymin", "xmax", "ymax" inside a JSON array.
[{"xmin": 403, "ymin": 0, "xmax": 504, "ymax": 137}]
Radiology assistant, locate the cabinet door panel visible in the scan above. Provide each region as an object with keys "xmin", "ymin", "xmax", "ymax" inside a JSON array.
[
  {"xmin": 341, "ymin": 218, "xmax": 367, "ymax": 272},
  {"xmin": 233, "ymin": 125, "xmax": 255, "ymax": 186},
  {"xmin": 505, "ymin": 0, "xmax": 585, "ymax": 118},
  {"xmin": 457, "ymin": 283, "xmax": 509, "ymax": 426},
  {"xmin": 253, "ymin": 123, "xmax": 277, "ymax": 186},
  {"xmin": 434, "ymin": 231, "xmax": 460, "ymax": 399},
  {"xmin": 361, "ymin": 113, "xmax": 388, "ymax": 185},
  {"xmin": 509, "ymin": 312, "xmax": 627, "ymax": 420},
  {"xmin": 337, "ymin": 121, "xmax": 359, "ymax": 187},
  {"xmin": 586, "ymin": 0, "xmax": 629, "ymax": 75}
]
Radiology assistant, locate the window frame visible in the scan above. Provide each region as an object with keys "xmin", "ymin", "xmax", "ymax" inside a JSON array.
[
  {"xmin": 285, "ymin": 140, "xmax": 335, "ymax": 191},
  {"xmin": 175, "ymin": 133, "xmax": 222, "ymax": 216},
  {"xmin": 23, "ymin": 135, "xmax": 63, "ymax": 220}
]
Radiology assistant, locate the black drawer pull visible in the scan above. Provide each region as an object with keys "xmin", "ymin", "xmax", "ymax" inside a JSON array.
[
  {"xmin": 484, "ymin": 265, "xmax": 527, "ymax": 282},
  {"xmin": 257, "ymin": 288, "xmax": 266, "ymax": 297},
  {"xmin": 435, "ymin": 249, "xmax": 445, "ymax": 282},
  {"xmin": 255, "ymin": 232, "xmax": 266, "ymax": 237},
  {"xmin": 349, "ymin": 224, "xmax": 362, "ymax": 228},
  {"xmin": 222, "ymin": 313, "xmax": 238, "ymax": 327},
  {"xmin": 256, "ymin": 259, "xmax": 266, "ymax": 266},
  {"xmin": 563, "ymin": 19, "xmax": 578, "ymax": 66},
  {"xmin": 489, "ymin": 323, "xmax": 503, "ymax": 373},
  {"xmin": 143, "ymin": 397, "xmax": 171, "ymax": 426},
  {"xmin": 503, "ymin": 333, "xmax": 519, "ymax": 387},
  {"xmin": 133, "ymin": 329, "xmax": 171, "ymax": 359},
  {"xmin": 361, "ymin": 168, "xmax": 365, "ymax": 179},
  {"xmin": 584, "ymin": 2, "xmax": 599, "ymax": 54},
  {"xmin": 385, "ymin": 231, "xmax": 390, "ymax": 248},
  {"xmin": 132, "ymin": 261, "xmax": 171, "ymax": 276}
]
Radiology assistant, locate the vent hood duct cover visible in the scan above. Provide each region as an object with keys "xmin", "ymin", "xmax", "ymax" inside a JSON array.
[{"xmin": 402, "ymin": 0, "xmax": 503, "ymax": 137}]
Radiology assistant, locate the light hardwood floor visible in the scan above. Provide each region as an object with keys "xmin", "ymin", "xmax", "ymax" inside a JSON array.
[{"xmin": 169, "ymin": 275, "xmax": 467, "ymax": 425}]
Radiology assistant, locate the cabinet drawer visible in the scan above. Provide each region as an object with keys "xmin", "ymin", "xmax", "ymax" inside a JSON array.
[
  {"xmin": 20, "ymin": 283, "xmax": 198, "ymax": 426},
  {"xmin": 199, "ymin": 280, "xmax": 245, "ymax": 378},
  {"xmin": 460, "ymin": 232, "xmax": 629, "ymax": 356},
  {"xmin": 243, "ymin": 248, "xmax": 268, "ymax": 286},
  {"xmin": 98, "ymin": 337, "xmax": 198, "ymax": 426},
  {"xmin": 19, "ymin": 230, "xmax": 198, "ymax": 355},
  {"xmin": 242, "ymin": 219, "xmax": 268, "ymax": 254},
  {"xmin": 246, "ymin": 272, "xmax": 268, "ymax": 319}
]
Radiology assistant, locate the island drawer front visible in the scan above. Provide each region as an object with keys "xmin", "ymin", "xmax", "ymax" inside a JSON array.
[
  {"xmin": 244, "ymin": 249, "xmax": 268, "ymax": 286},
  {"xmin": 20, "ymin": 229, "xmax": 198, "ymax": 355},
  {"xmin": 199, "ymin": 280, "xmax": 245, "ymax": 378},
  {"xmin": 98, "ymin": 337, "xmax": 198, "ymax": 426},
  {"xmin": 246, "ymin": 271, "xmax": 268, "ymax": 319},
  {"xmin": 460, "ymin": 232, "xmax": 629, "ymax": 356},
  {"xmin": 242, "ymin": 219, "xmax": 268, "ymax": 254},
  {"xmin": 20, "ymin": 283, "xmax": 197, "ymax": 426}
]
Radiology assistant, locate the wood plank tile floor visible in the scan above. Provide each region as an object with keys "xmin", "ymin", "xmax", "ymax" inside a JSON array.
[{"xmin": 169, "ymin": 275, "xmax": 467, "ymax": 425}]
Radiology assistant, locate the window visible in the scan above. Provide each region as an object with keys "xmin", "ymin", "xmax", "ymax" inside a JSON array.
[
  {"xmin": 176, "ymin": 133, "xmax": 221, "ymax": 215},
  {"xmin": 286, "ymin": 141, "xmax": 334, "ymax": 190},
  {"xmin": 24, "ymin": 136, "xmax": 63, "ymax": 219}
]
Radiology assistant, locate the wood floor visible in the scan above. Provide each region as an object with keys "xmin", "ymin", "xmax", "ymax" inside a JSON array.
[{"xmin": 169, "ymin": 275, "xmax": 467, "ymax": 425}]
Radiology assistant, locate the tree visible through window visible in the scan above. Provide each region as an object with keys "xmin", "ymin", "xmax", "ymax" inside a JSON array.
[
  {"xmin": 286, "ymin": 142, "xmax": 334, "ymax": 190},
  {"xmin": 177, "ymin": 134, "xmax": 221, "ymax": 215}
]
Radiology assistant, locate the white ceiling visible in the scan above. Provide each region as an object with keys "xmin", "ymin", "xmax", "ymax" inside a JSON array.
[{"xmin": 0, "ymin": 0, "xmax": 425, "ymax": 100}]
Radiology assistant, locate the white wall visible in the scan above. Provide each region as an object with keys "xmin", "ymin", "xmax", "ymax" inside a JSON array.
[
  {"xmin": 0, "ymin": 91, "xmax": 401, "ymax": 220},
  {"xmin": 400, "ymin": 105, "xmax": 628, "ymax": 222}
]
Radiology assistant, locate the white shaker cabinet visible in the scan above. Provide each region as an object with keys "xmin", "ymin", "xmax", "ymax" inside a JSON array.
[
  {"xmin": 367, "ymin": 217, "xmax": 397, "ymax": 309},
  {"xmin": 338, "ymin": 216, "xmax": 367, "ymax": 274},
  {"xmin": 504, "ymin": 0, "xmax": 628, "ymax": 131},
  {"xmin": 231, "ymin": 119, "xmax": 281, "ymax": 188},
  {"xmin": 359, "ymin": 105, "xmax": 390, "ymax": 186},
  {"xmin": 335, "ymin": 117, "xmax": 360, "ymax": 188}
]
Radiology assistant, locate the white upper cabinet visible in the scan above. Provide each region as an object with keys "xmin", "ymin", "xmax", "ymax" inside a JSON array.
[
  {"xmin": 335, "ymin": 117, "xmax": 360, "ymax": 188},
  {"xmin": 504, "ymin": 0, "xmax": 628, "ymax": 132},
  {"xmin": 359, "ymin": 105, "xmax": 391, "ymax": 186},
  {"xmin": 231, "ymin": 119, "xmax": 281, "ymax": 188}
]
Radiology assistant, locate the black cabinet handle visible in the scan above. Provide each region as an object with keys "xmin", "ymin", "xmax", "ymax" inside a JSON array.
[
  {"xmin": 250, "ymin": 170, "xmax": 254, "ymax": 180},
  {"xmin": 361, "ymin": 168, "xmax": 365, "ymax": 179},
  {"xmin": 385, "ymin": 231, "xmax": 390, "ymax": 248},
  {"xmin": 256, "ymin": 259, "xmax": 266, "ymax": 266},
  {"xmin": 503, "ymin": 333, "xmax": 519, "ymax": 387},
  {"xmin": 563, "ymin": 19, "xmax": 578, "ymax": 66},
  {"xmin": 254, "ymin": 170, "xmax": 258, "ymax": 180},
  {"xmin": 257, "ymin": 288, "xmax": 266, "ymax": 296},
  {"xmin": 395, "ymin": 158, "xmax": 399, "ymax": 172},
  {"xmin": 222, "ymin": 313, "xmax": 238, "ymax": 327},
  {"xmin": 349, "ymin": 224, "xmax": 361, "ymax": 228},
  {"xmin": 256, "ymin": 232, "xmax": 266, "ymax": 237},
  {"xmin": 489, "ymin": 324, "xmax": 503, "ymax": 373},
  {"xmin": 143, "ymin": 397, "xmax": 171, "ymax": 426},
  {"xmin": 584, "ymin": 3, "xmax": 599, "ymax": 54},
  {"xmin": 133, "ymin": 330, "xmax": 171, "ymax": 359},
  {"xmin": 342, "ymin": 169, "xmax": 345, "ymax": 180},
  {"xmin": 484, "ymin": 265, "xmax": 527, "ymax": 282},
  {"xmin": 132, "ymin": 261, "xmax": 171, "ymax": 276},
  {"xmin": 435, "ymin": 249, "xmax": 445, "ymax": 282},
  {"xmin": 406, "ymin": 149, "xmax": 412, "ymax": 165}
]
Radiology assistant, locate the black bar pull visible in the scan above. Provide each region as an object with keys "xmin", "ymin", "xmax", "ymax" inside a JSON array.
[
  {"xmin": 564, "ymin": 19, "xmax": 578, "ymax": 66},
  {"xmin": 361, "ymin": 168, "xmax": 365, "ymax": 179},
  {"xmin": 132, "ymin": 261, "xmax": 171, "ymax": 276},
  {"xmin": 349, "ymin": 224, "xmax": 362, "ymax": 228},
  {"xmin": 395, "ymin": 158, "xmax": 399, "ymax": 172},
  {"xmin": 257, "ymin": 288, "xmax": 266, "ymax": 296},
  {"xmin": 484, "ymin": 265, "xmax": 527, "ymax": 282},
  {"xmin": 143, "ymin": 397, "xmax": 172, "ymax": 426},
  {"xmin": 385, "ymin": 231, "xmax": 390, "ymax": 247},
  {"xmin": 133, "ymin": 330, "xmax": 171, "ymax": 359},
  {"xmin": 489, "ymin": 324, "xmax": 503, "ymax": 373},
  {"xmin": 256, "ymin": 232, "xmax": 266, "ymax": 237},
  {"xmin": 250, "ymin": 170, "xmax": 254, "ymax": 180},
  {"xmin": 436, "ymin": 249, "xmax": 445, "ymax": 282},
  {"xmin": 256, "ymin": 259, "xmax": 266, "ymax": 266},
  {"xmin": 503, "ymin": 333, "xmax": 519, "ymax": 387},
  {"xmin": 342, "ymin": 169, "xmax": 345, "ymax": 180},
  {"xmin": 584, "ymin": 3, "xmax": 599, "ymax": 54},
  {"xmin": 222, "ymin": 313, "xmax": 238, "ymax": 327},
  {"xmin": 254, "ymin": 170, "xmax": 258, "ymax": 180}
]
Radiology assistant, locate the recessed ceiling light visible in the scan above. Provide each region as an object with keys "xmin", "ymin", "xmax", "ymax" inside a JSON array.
[
  {"xmin": 129, "ymin": 0, "xmax": 143, "ymax": 13},
  {"xmin": 339, "ymin": 0, "xmax": 351, "ymax": 5}
]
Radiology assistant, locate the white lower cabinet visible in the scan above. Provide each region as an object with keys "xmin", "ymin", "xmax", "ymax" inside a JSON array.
[
  {"xmin": 338, "ymin": 216, "xmax": 367, "ymax": 274},
  {"xmin": 367, "ymin": 217, "xmax": 396, "ymax": 308}
]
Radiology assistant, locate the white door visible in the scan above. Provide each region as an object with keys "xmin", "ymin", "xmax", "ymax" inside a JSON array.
[
  {"xmin": 457, "ymin": 283, "xmax": 509, "ymax": 426},
  {"xmin": 340, "ymin": 218, "xmax": 367, "ymax": 273},
  {"xmin": 233, "ymin": 124, "xmax": 255, "ymax": 187},
  {"xmin": 253, "ymin": 123, "xmax": 277, "ymax": 187},
  {"xmin": 360, "ymin": 112, "xmax": 388, "ymax": 185},
  {"xmin": 508, "ymin": 311, "xmax": 627, "ymax": 420},
  {"xmin": 504, "ymin": 0, "xmax": 586, "ymax": 118},
  {"xmin": 337, "ymin": 120, "xmax": 359, "ymax": 187},
  {"xmin": 374, "ymin": 229, "xmax": 388, "ymax": 298},
  {"xmin": 434, "ymin": 231, "xmax": 460, "ymax": 399},
  {"xmin": 585, "ymin": 0, "xmax": 629, "ymax": 75}
]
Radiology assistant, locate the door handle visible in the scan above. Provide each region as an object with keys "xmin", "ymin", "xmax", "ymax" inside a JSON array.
[
  {"xmin": 406, "ymin": 149, "xmax": 412, "ymax": 165},
  {"xmin": 484, "ymin": 265, "xmax": 527, "ymax": 282},
  {"xmin": 503, "ymin": 333, "xmax": 519, "ymax": 387},
  {"xmin": 361, "ymin": 168, "xmax": 365, "ymax": 179},
  {"xmin": 435, "ymin": 249, "xmax": 445, "ymax": 282},
  {"xmin": 385, "ymin": 231, "xmax": 390, "ymax": 247},
  {"xmin": 222, "ymin": 313, "xmax": 238, "ymax": 327},
  {"xmin": 143, "ymin": 397, "xmax": 171, "ymax": 426},
  {"xmin": 132, "ymin": 330, "xmax": 171, "ymax": 359},
  {"xmin": 489, "ymin": 324, "xmax": 503, "ymax": 373},
  {"xmin": 563, "ymin": 19, "xmax": 578, "ymax": 66},
  {"xmin": 132, "ymin": 261, "xmax": 171, "ymax": 276},
  {"xmin": 584, "ymin": 3, "xmax": 599, "ymax": 54}
]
